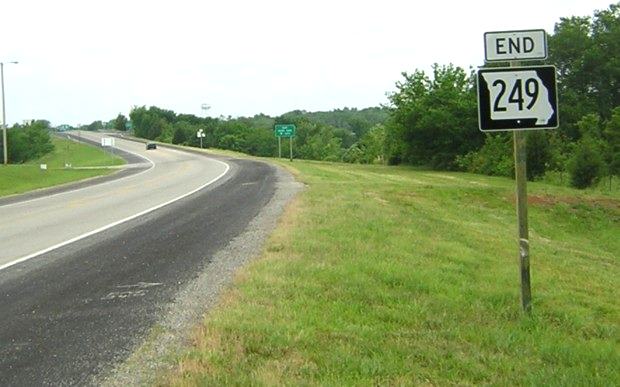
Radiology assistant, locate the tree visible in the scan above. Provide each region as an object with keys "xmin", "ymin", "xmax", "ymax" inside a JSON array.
[
  {"xmin": 568, "ymin": 138, "xmax": 604, "ymax": 188},
  {"xmin": 1, "ymin": 121, "xmax": 54, "ymax": 163},
  {"xmin": 343, "ymin": 124, "xmax": 387, "ymax": 164},
  {"xmin": 456, "ymin": 133, "xmax": 513, "ymax": 177},
  {"xmin": 385, "ymin": 64, "xmax": 482, "ymax": 169},
  {"xmin": 603, "ymin": 106, "xmax": 620, "ymax": 187},
  {"xmin": 85, "ymin": 120, "xmax": 104, "ymax": 131},
  {"xmin": 172, "ymin": 125, "xmax": 188, "ymax": 145},
  {"xmin": 548, "ymin": 3, "xmax": 620, "ymax": 138},
  {"xmin": 526, "ymin": 132, "xmax": 552, "ymax": 180},
  {"xmin": 114, "ymin": 114, "xmax": 128, "ymax": 131},
  {"xmin": 130, "ymin": 106, "xmax": 172, "ymax": 140},
  {"xmin": 567, "ymin": 113, "xmax": 606, "ymax": 188}
]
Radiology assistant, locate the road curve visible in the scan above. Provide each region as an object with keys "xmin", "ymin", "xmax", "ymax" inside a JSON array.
[
  {"xmin": 0, "ymin": 135, "xmax": 281, "ymax": 385},
  {"xmin": 0, "ymin": 131, "xmax": 229, "ymax": 270}
]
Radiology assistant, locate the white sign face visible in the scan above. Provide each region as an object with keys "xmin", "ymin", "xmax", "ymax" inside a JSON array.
[
  {"xmin": 101, "ymin": 137, "xmax": 115, "ymax": 147},
  {"xmin": 197, "ymin": 129, "xmax": 205, "ymax": 138},
  {"xmin": 485, "ymin": 29, "xmax": 547, "ymax": 62},
  {"xmin": 477, "ymin": 66, "xmax": 558, "ymax": 131}
]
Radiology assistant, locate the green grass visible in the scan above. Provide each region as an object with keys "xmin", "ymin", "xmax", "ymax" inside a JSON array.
[
  {"xmin": 0, "ymin": 136, "xmax": 124, "ymax": 197},
  {"xmin": 165, "ymin": 160, "xmax": 619, "ymax": 386}
]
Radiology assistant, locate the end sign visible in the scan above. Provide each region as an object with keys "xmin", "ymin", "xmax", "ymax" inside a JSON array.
[{"xmin": 484, "ymin": 29, "xmax": 547, "ymax": 62}]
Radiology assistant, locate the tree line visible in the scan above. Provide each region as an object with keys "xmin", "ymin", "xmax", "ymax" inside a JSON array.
[
  {"xmin": 0, "ymin": 120, "xmax": 54, "ymax": 163},
  {"xmin": 122, "ymin": 4, "xmax": 617, "ymax": 189},
  {"xmin": 384, "ymin": 3, "xmax": 619, "ymax": 189},
  {"xmin": 6, "ymin": 3, "xmax": 616, "ymax": 191},
  {"xmin": 123, "ymin": 106, "xmax": 387, "ymax": 162}
]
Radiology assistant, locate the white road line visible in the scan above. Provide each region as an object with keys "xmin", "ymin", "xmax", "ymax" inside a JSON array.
[
  {"xmin": 0, "ymin": 158, "xmax": 230, "ymax": 272},
  {"xmin": 0, "ymin": 146, "xmax": 156, "ymax": 209}
]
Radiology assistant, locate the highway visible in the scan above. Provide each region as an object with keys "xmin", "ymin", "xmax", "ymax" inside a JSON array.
[
  {"xmin": 0, "ymin": 133, "xmax": 282, "ymax": 385},
  {"xmin": 0, "ymin": 132, "xmax": 228, "ymax": 269}
]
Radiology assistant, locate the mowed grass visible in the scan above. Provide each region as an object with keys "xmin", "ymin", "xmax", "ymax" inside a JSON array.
[
  {"xmin": 166, "ymin": 161, "xmax": 619, "ymax": 386},
  {"xmin": 0, "ymin": 136, "xmax": 124, "ymax": 197}
]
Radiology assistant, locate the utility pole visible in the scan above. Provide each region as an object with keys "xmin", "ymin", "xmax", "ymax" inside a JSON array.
[{"xmin": 1, "ymin": 61, "xmax": 18, "ymax": 165}]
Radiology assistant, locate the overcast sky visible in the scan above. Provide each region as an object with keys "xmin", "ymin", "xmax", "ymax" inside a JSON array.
[{"xmin": 0, "ymin": 0, "xmax": 613, "ymax": 126}]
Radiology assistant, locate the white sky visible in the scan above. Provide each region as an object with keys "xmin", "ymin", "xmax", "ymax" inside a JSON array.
[{"xmin": 0, "ymin": 0, "xmax": 613, "ymax": 126}]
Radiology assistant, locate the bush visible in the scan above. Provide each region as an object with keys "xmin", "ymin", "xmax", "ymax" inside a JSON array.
[
  {"xmin": 456, "ymin": 133, "xmax": 513, "ymax": 177},
  {"xmin": 568, "ymin": 139, "xmax": 604, "ymax": 188},
  {"xmin": 526, "ymin": 131, "xmax": 552, "ymax": 180}
]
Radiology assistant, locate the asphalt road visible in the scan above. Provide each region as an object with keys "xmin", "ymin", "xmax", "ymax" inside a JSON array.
[{"xmin": 0, "ymin": 133, "xmax": 278, "ymax": 385}]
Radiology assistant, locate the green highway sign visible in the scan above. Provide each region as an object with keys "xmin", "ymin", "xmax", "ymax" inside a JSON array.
[{"xmin": 274, "ymin": 124, "xmax": 296, "ymax": 137}]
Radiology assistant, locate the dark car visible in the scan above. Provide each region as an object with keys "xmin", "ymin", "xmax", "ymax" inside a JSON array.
[{"xmin": 146, "ymin": 142, "xmax": 157, "ymax": 150}]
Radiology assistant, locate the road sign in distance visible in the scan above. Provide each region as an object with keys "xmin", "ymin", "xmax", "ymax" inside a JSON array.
[
  {"xmin": 275, "ymin": 124, "xmax": 296, "ymax": 137},
  {"xmin": 477, "ymin": 66, "xmax": 558, "ymax": 132},
  {"xmin": 101, "ymin": 137, "xmax": 115, "ymax": 147},
  {"xmin": 484, "ymin": 29, "xmax": 547, "ymax": 62}
]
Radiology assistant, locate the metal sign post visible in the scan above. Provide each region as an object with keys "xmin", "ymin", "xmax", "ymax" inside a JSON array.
[{"xmin": 477, "ymin": 29, "xmax": 558, "ymax": 314}]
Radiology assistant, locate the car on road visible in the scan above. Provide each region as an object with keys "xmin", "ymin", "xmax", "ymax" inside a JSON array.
[{"xmin": 146, "ymin": 142, "xmax": 157, "ymax": 150}]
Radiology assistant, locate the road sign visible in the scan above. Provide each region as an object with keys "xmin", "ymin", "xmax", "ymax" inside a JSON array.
[
  {"xmin": 477, "ymin": 65, "xmax": 558, "ymax": 131},
  {"xmin": 101, "ymin": 137, "xmax": 115, "ymax": 147},
  {"xmin": 274, "ymin": 124, "xmax": 296, "ymax": 137},
  {"xmin": 484, "ymin": 29, "xmax": 547, "ymax": 62},
  {"xmin": 197, "ymin": 129, "xmax": 206, "ymax": 148}
]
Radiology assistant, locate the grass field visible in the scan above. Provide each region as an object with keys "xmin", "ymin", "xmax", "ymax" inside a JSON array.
[
  {"xmin": 0, "ymin": 136, "xmax": 124, "ymax": 197},
  {"xmin": 165, "ymin": 160, "xmax": 619, "ymax": 385}
]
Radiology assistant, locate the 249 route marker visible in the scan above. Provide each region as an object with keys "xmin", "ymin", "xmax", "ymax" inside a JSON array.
[{"xmin": 477, "ymin": 66, "xmax": 558, "ymax": 131}]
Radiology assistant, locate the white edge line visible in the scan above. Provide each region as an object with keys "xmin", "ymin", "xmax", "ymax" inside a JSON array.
[
  {"xmin": 1, "ymin": 143, "xmax": 156, "ymax": 209},
  {"xmin": 0, "ymin": 159, "xmax": 230, "ymax": 272}
]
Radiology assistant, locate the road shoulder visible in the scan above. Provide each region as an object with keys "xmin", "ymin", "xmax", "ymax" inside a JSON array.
[{"xmin": 97, "ymin": 162, "xmax": 303, "ymax": 386}]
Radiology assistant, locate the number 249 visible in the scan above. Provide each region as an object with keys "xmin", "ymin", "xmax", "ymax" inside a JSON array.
[{"xmin": 492, "ymin": 78, "xmax": 539, "ymax": 112}]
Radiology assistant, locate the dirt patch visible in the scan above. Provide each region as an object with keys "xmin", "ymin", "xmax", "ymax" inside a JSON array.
[{"xmin": 509, "ymin": 194, "xmax": 620, "ymax": 212}]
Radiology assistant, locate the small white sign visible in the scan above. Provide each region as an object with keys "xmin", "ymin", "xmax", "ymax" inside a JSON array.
[
  {"xmin": 197, "ymin": 129, "xmax": 205, "ymax": 138},
  {"xmin": 485, "ymin": 29, "xmax": 547, "ymax": 62},
  {"xmin": 101, "ymin": 137, "xmax": 115, "ymax": 147},
  {"xmin": 40, "ymin": 164, "xmax": 47, "ymax": 170}
]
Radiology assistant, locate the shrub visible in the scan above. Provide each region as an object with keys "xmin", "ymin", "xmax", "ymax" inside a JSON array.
[
  {"xmin": 568, "ymin": 139, "xmax": 604, "ymax": 188},
  {"xmin": 456, "ymin": 133, "xmax": 513, "ymax": 177}
]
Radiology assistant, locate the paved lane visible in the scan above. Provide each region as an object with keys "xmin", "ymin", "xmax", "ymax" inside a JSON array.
[
  {"xmin": 0, "ymin": 131, "xmax": 229, "ymax": 269},
  {"xmin": 0, "ymin": 137, "xmax": 279, "ymax": 385}
]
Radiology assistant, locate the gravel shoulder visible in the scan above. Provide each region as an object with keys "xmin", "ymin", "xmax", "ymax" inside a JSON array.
[{"xmin": 97, "ymin": 163, "xmax": 303, "ymax": 386}]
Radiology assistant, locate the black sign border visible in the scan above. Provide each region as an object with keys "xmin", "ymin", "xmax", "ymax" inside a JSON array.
[{"xmin": 477, "ymin": 65, "xmax": 559, "ymax": 132}]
